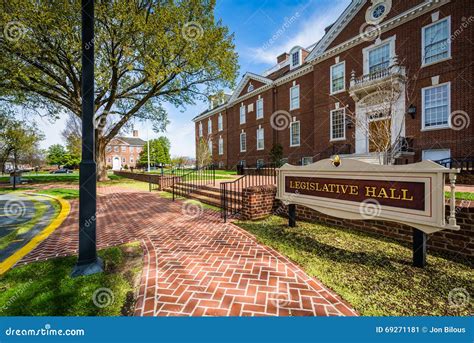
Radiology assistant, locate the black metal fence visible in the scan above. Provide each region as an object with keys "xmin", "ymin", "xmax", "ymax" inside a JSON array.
[
  {"xmin": 171, "ymin": 165, "xmax": 216, "ymax": 200},
  {"xmin": 434, "ymin": 157, "xmax": 474, "ymax": 173}
]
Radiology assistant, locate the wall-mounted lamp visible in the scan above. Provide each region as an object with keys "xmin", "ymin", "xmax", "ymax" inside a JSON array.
[{"xmin": 408, "ymin": 104, "xmax": 416, "ymax": 119}]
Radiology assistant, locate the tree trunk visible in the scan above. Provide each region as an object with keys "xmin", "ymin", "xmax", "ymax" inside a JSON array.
[{"xmin": 96, "ymin": 135, "xmax": 109, "ymax": 182}]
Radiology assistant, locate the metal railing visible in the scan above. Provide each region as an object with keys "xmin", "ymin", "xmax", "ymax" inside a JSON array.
[
  {"xmin": 434, "ymin": 157, "xmax": 474, "ymax": 173},
  {"xmin": 171, "ymin": 165, "xmax": 216, "ymax": 200},
  {"xmin": 221, "ymin": 163, "xmax": 277, "ymax": 222}
]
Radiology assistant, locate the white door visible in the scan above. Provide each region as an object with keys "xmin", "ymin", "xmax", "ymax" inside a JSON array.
[
  {"xmin": 422, "ymin": 149, "xmax": 451, "ymax": 162},
  {"xmin": 112, "ymin": 156, "xmax": 121, "ymax": 170}
]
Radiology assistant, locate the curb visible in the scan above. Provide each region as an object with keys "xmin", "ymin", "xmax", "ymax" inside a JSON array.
[{"xmin": 0, "ymin": 193, "xmax": 71, "ymax": 275}]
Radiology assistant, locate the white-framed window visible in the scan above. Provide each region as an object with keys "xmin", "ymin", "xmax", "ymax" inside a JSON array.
[
  {"xmin": 422, "ymin": 82, "xmax": 450, "ymax": 130},
  {"xmin": 422, "ymin": 17, "xmax": 451, "ymax": 66},
  {"xmin": 302, "ymin": 157, "xmax": 313, "ymax": 166},
  {"xmin": 218, "ymin": 113, "xmax": 223, "ymax": 131},
  {"xmin": 130, "ymin": 156, "xmax": 134, "ymax": 163},
  {"xmin": 256, "ymin": 98, "xmax": 264, "ymax": 119},
  {"xmin": 121, "ymin": 146, "xmax": 126, "ymax": 152},
  {"xmin": 247, "ymin": 83, "xmax": 254, "ymax": 92},
  {"xmin": 218, "ymin": 136, "xmax": 224, "ymax": 155},
  {"xmin": 290, "ymin": 84, "xmax": 300, "ymax": 110},
  {"xmin": 208, "ymin": 118, "xmax": 212, "ymax": 134},
  {"xmin": 256, "ymin": 127, "xmax": 264, "ymax": 150},
  {"xmin": 208, "ymin": 139, "xmax": 213, "ymax": 154},
  {"xmin": 422, "ymin": 149, "xmax": 450, "ymax": 162},
  {"xmin": 240, "ymin": 132, "xmax": 247, "ymax": 152},
  {"xmin": 290, "ymin": 121, "xmax": 300, "ymax": 147},
  {"xmin": 256, "ymin": 159, "xmax": 265, "ymax": 167},
  {"xmin": 368, "ymin": 43, "xmax": 390, "ymax": 73},
  {"xmin": 330, "ymin": 61, "xmax": 345, "ymax": 94},
  {"xmin": 330, "ymin": 108, "xmax": 346, "ymax": 141},
  {"xmin": 290, "ymin": 47, "xmax": 302, "ymax": 69},
  {"xmin": 199, "ymin": 122, "xmax": 203, "ymax": 137},
  {"xmin": 114, "ymin": 146, "xmax": 119, "ymax": 152},
  {"xmin": 239, "ymin": 160, "xmax": 246, "ymax": 167},
  {"xmin": 240, "ymin": 104, "xmax": 246, "ymax": 124},
  {"xmin": 106, "ymin": 146, "xmax": 112, "ymax": 152},
  {"xmin": 122, "ymin": 157, "xmax": 126, "ymax": 163}
]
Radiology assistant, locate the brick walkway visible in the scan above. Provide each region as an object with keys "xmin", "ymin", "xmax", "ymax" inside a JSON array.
[{"xmin": 19, "ymin": 186, "xmax": 357, "ymax": 317}]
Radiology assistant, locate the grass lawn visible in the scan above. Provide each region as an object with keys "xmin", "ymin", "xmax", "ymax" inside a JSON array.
[
  {"xmin": 0, "ymin": 242, "xmax": 143, "ymax": 316},
  {"xmin": 236, "ymin": 216, "xmax": 473, "ymax": 316},
  {"xmin": 36, "ymin": 188, "xmax": 80, "ymax": 199},
  {"xmin": 446, "ymin": 191, "xmax": 474, "ymax": 201}
]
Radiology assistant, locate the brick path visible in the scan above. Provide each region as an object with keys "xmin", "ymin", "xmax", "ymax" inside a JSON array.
[{"xmin": 19, "ymin": 186, "xmax": 357, "ymax": 317}]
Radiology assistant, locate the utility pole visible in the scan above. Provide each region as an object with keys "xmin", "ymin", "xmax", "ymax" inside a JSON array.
[
  {"xmin": 72, "ymin": 0, "xmax": 103, "ymax": 277},
  {"xmin": 147, "ymin": 126, "xmax": 151, "ymax": 173}
]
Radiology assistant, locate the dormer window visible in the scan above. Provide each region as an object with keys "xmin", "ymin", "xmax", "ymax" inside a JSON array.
[{"xmin": 290, "ymin": 46, "xmax": 303, "ymax": 70}]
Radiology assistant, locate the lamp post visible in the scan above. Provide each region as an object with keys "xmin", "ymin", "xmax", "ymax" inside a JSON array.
[
  {"xmin": 72, "ymin": 0, "xmax": 103, "ymax": 277},
  {"xmin": 147, "ymin": 126, "xmax": 151, "ymax": 172}
]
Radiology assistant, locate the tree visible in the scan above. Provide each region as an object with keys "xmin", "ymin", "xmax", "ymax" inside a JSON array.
[
  {"xmin": 61, "ymin": 113, "xmax": 82, "ymax": 157},
  {"xmin": 269, "ymin": 143, "xmax": 284, "ymax": 166},
  {"xmin": 171, "ymin": 156, "xmax": 189, "ymax": 168},
  {"xmin": 196, "ymin": 137, "xmax": 211, "ymax": 168},
  {"xmin": 0, "ymin": 0, "xmax": 238, "ymax": 181},
  {"xmin": 138, "ymin": 137, "xmax": 171, "ymax": 167},
  {"xmin": 46, "ymin": 144, "xmax": 67, "ymax": 168}
]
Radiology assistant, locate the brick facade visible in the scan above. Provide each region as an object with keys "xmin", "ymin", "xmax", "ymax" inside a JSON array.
[
  {"xmin": 239, "ymin": 185, "xmax": 474, "ymax": 259},
  {"xmin": 105, "ymin": 131, "xmax": 145, "ymax": 170},
  {"xmin": 193, "ymin": 0, "xmax": 474, "ymax": 169}
]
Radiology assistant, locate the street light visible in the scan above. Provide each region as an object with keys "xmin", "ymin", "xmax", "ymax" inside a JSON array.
[{"xmin": 72, "ymin": 0, "xmax": 103, "ymax": 277}]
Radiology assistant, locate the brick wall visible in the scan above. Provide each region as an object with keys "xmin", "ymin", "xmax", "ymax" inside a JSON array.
[
  {"xmin": 240, "ymin": 185, "xmax": 473, "ymax": 259},
  {"xmin": 113, "ymin": 171, "xmax": 179, "ymax": 190}
]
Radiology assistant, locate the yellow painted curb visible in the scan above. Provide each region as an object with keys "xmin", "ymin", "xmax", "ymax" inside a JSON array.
[{"xmin": 0, "ymin": 194, "xmax": 71, "ymax": 275}]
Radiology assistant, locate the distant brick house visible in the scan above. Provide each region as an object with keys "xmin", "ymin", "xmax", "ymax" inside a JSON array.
[
  {"xmin": 105, "ymin": 130, "xmax": 146, "ymax": 170},
  {"xmin": 193, "ymin": 0, "xmax": 474, "ymax": 169}
]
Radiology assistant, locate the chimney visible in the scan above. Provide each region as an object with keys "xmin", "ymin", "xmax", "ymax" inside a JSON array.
[
  {"xmin": 133, "ymin": 130, "xmax": 139, "ymax": 137},
  {"xmin": 277, "ymin": 52, "xmax": 289, "ymax": 64}
]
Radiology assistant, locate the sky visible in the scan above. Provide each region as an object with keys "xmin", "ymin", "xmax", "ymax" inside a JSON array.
[{"xmin": 35, "ymin": 0, "xmax": 351, "ymax": 157}]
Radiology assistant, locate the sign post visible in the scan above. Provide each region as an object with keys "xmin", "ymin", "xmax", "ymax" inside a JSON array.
[{"xmin": 276, "ymin": 157, "xmax": 460, "ymax": 268}]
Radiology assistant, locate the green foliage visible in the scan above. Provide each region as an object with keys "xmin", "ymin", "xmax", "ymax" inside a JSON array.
[
  {"xmin": 138, "ymin": 137, "xmax": 171, "ymax": 166},
  {"xmin": 196, "ymin": 137, "xmax": 211, "ymax": 167},
  {"xmin": 269, "ymin": 143, "xmax": 284, "ymax": 166},
  {"xmin": 46, "ymin": 144, "xmax": 67, "ymax": 167}
]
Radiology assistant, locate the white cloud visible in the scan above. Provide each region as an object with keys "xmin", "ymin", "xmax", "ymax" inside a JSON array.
[{"xmin": 246, "ymin": 0, "xmax": 351, "ymax": 66}]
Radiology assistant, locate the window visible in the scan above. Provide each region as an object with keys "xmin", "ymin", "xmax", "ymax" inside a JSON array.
[
  {"xmin": 240, "ymin": 132, "xmax": 247, "ymax": 152},
  {"xmin": 290, "ymin": 121, "xmax": 300, "ymax": 147},
  {"xmin": 247, "ymin": 83, "xmax": 254, "ymax": 92},
  {"xmin": 256, "ymin": 98, "xmax": 264, "ymax": 119},
  {"xmin": 199, "ymin": 122, "xmax": 203, "ymax": 137},
  {"xmin": 368, "ymin": 43, "xmax": 390, "ymax": 73},
  {"xmin": 371, "ymin": 4, "xmax": 386, "ymax": 19},
  {"xmin": 218, "ymin": 113, "xmax": 223, "ymax": 131},
  {"xmin": 106, "ymin": 146, "xmax": 112, "ymax": 152},
  {"xmin": 208, "ymin": 139, "xmax": 213, "ymax": 154},
  {"xmin": 208, "ymin": 119, "xmax": 212, "ymax": 134},
  {"xmin": 130, "ymin": 156, "xmax": 134, "ymax": 163},
  {"xmin": 137, "ymin": 148, "xmax": 141, "ymax": 153},
  {"xmin": 292, "ymin": 51, "xmax": 300, "ymax": 66},
  {"xmin": 422, "ymin": 17, "xmax": 450, "ymax": 65},
  {"xmin": 422, "ymin": 83, "xmax": 450, "ymax": 129},
  {"xmin": 114, "ymin": 146, "xmax": 119, "ymax": 152},
  {"xmin": 330, "ymin": 109, "xmax": 346, "ymax": 140},
  {"xmin": 422, "ymin": 149, "xmax": 450, "ymax": 162},
  {"xmin": 256, "ymin": 159, "xmax": 265, "ymax": 168},
  {"xmin": 121, "ymin": 146, "xmax": 126, "ymax": 152},
  {"xmin": 239, "ymin": 160, "xmax": 246, "ymax": 167},
  {"xmin": 240, "ymin": 105, "xmax": 246, "ymax": 124},
  {"xmin": 302, "ymin": 157, "xmax": 313, "ymax": 166},
  {"xmin": 330, "ymin": 62, "xmax": 345, "ymax": 94},
  {"xmin": 218, "ymin": 136, "xmax": 224, "ymax": 155},
  {"xmin": 290, "ymin": 85, "xmax": 300, "ymax": 110},
  {"xmin": 107, "ymin": 157, "xmax": 111, "ymax": 163},
  {"xmin": 257, "ymin": 127, "xmax": 264, "ymax": 150},
  {"xmin": 122, "ymin": 157, "xmax": 126, "ymax": 163}
]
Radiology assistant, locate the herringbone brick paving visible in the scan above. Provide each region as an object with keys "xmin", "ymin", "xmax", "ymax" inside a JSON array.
[{"xmin": 18, "ymin": 186, "xmax": 357, "ymax": 317}]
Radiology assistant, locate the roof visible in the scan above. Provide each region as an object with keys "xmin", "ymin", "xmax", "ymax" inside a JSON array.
[{"xmin": 113, "ymin": 136, "xmax": 146, "ymax": 146}]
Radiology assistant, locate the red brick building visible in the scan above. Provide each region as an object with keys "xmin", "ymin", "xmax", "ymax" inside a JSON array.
[
  {"xmin": 105, "ymin": 130, "xmax": 145, "ymax": 170},
  {"xmin": 193, "ymin": 0, "xmax": 473, "ymax": 169}
]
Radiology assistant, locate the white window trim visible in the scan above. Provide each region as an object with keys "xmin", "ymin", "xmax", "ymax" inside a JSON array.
[
  {"xmin": 256, "ymin": 128, "xmax": 264, "ymax": 151},
  {"xmin": 362, "ymin": 35, "xmax": 396, "ymax": 75},
  {"xmin": 290, "ymin": 121, "xmax": 301, "ymax": 147},
  {"xmin": 208, "ymin": 118, "xmax": 212, "ymax": 134},
  {"xmin": 208, "ymin": 139, "xmax": 213, "ymax": 154},
  {"xmin": 422, "ymin": 149, "xmax": 451, "ymax": 161},
  {"xmin": 218, "ymin": 113, "xmax": 223, "ymax": 131},
  {"xmin": 256, "ymin": 98, "xmax": 264, "ymax": 119},
  {"xmin": 289, "ymin": 84, "xmax": 300, "ymax": 111},
  {"xmin": 421, "ymin": 16, "xmax": 451, "ymax": 68},
  {"xmin": 198, "ymin": 122, "xmax": 203, "ymax": 137},
  {"xmin": 240, "ymin": 104, "xmax": 246, "ymax": 125},
  {"xmin": 290, "ymin": 47, "xmax": 302, "ymax": 70},
  {"xmin": 218, "ymin": 136, "xmax": 224, "ymax": 155},
  {"xmin": 421, "ymin": 81, "xmax": 451, "ymax": 131},
  {"xmin": 330, "ymin": 61, "xmax": 346, "ymax": 95},
  {"xmin": 330, "ymin": 108, "xmax": 346, "ymax": 141},
  {"xmin": 240, "ymin": 132, "xmax": 247, "ymax": 152}
]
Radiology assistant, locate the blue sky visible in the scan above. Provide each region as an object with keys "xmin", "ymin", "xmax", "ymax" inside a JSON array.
[{"xmin": 36, "ymin": 0, "xmax": 351, "ymax": 157}]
